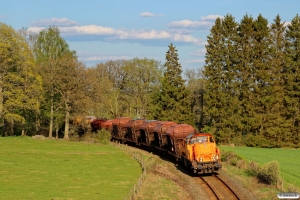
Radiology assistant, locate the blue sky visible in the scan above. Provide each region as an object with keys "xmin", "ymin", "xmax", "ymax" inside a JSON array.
[{"xmin": 1, "ymin": 0, "xmax": 299, "ymax": 71}]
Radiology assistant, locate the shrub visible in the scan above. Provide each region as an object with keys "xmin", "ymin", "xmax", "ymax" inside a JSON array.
[
  {"xmin": 257, "ymin": 160, "xmax": 280, "ymax": 185},
  {"xmin": 221, "ymin": 150, "xmax": 243, "ymax": 162},
  {"xmin": 236, "ymin": 159, "xmax": 248, "ymax": 169},
  {"xmin": 96, "ymin": 129, "xmax": 111, "ymax": 145},
  {"xmin": 230, "ymin": 158, "xmax": 238, "ymax": 166},
  {"xmin": 246, "ymin": 161, "xmax": 260, "ymax": 176}
]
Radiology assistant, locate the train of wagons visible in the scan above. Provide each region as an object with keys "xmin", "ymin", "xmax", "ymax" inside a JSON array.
[{"xmin": 86, "ymin": 117, "xmax": 222, "ymax": 174}]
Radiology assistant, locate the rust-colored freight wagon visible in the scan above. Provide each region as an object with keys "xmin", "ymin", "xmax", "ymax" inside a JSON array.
[
  {"xmin": 153, "ymin": 121, "xmax": 177, "ymax": 150},
  {"xmin": 166, "ymin": 124, "xmax": 196, "ymax": 158},
  {"xmin": 139, "ymin": 120, "xmax": 160, "ymax": 146},
  {"xmin": 101, "ymin": 120, "xmax": 113, "ymax": 131},
  {"xmin": 111, "ymin": 117, "xmax": 131, "ymax": 142},
  {"xmin": 124, "ymin": 119, "xmax": 145, "ymax": 144},
  {"xmin": 90, "ymin": 118, "xmax": 112, "ymax": 132}
]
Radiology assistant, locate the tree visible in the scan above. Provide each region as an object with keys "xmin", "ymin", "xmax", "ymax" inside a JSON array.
[
  {"xmin": 0, "ymin": 23, "xmax": 43, "ymax": 135},
  {"xmin": 267, "ymin": 15, "xmax": 287, "ymax": 147},
  {"xmin": 185, "ymin": 69, "xmax": 206, "ymax": 131},
  {"xmin": 123, "ymin": 58, "xmax": 161, "ymax": 118},
  {"xmin": 150, "ymin": 43, "xmax": 194, "ymax": 125},
  {"xmin": 34, "ymin": 26, "xmax": 76, "ymax": 137},
  {"xmin": 204, "ymin": 15, "xmax": 240, "ymax": 143},
  {"xmin": 91, "ymin": 60, "xmax": 131, "ymax": 118},
  {"xmin": 284, "ymin": 14, "xmax": 300, "ymax": 147},
  {"xmin": 54, "ymin": 55, "xmax": 87, "ymax": 139}
]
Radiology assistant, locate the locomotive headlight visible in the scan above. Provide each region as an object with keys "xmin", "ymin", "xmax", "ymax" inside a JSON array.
[
  {"xmin": 212, "ymin": 156, "xmax": 215, "ymax": 161},
  {"xmin": 200, "ymin": 157, "xmax": 203, "ymax": 162},
  {"xmin": 216, "ymin": 155, "xmax": 219, "ymax": 160}
]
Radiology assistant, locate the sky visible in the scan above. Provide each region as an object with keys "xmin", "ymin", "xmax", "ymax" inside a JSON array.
[{"xmin": 1, "ymin": 0, "xmax": 299, "ymax": 71}]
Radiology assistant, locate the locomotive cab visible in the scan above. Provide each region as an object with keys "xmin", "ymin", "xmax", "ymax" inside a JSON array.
[{"xmin": 183, "ymin": 133, "xmax": 222, "ymax": 174}]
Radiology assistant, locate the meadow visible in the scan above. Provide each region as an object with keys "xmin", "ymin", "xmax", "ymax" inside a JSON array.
[
  {"xmin": 219, "ymin": 146, "xmax": 300, "ymax": 190},
  {"xmin": 0, "ymin": 137, "xmax": 141, "ymax": 200}
]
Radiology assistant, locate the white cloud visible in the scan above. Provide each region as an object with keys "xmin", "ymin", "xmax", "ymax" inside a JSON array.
[
  {"xmin": 29, "ymin": 23, "xmax": 203, "ymax": 45},
  {"xmin": 31, "ymin": 18, "xmax": 79, "ymax": 27},
  {"xmin": 139, "ymin": 12, "xmax": 162, "ymax": 17},
  {"xmin": 169, "ymin": 15, "xmax": 223, "ymax": 29},
  {"xmin": 201, "ymin": 15, "xmax": 223, "ymax": 21},
  {"xmin": 169, "ymin": 20, "xmax": 212, "ymax": 29}
]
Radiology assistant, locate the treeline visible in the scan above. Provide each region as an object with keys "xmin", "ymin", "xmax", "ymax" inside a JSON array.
[
  {"xmin": 1, "ymin": 13, "xmax": 300, "ymax": 148},
  {"xmin": 204, "ymin": 14, "xmax": 300, "ymax": 148},
  {"xmin": 0, "ymin": 23, "xmax": 197, "ymax": 140}
]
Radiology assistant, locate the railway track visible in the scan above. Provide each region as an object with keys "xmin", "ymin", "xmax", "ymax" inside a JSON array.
[{"xmin": 196, "ymin": 173, "xmax": 249, "ymax": 200}]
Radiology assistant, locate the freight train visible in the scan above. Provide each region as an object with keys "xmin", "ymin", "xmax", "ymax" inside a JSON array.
[{"xmin": 90, "ymin": 117, "xmax": 222, "ymax": 174}]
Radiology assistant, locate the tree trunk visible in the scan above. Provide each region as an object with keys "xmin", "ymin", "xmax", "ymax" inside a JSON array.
[
  {"xmin": 36, "ymin": 117, "xmax": 40, "ymax": 134},
  {"xmin": 49, "ymin": 95, "xmax": 53, "ymax": 137},
  {"xmin": 55, "ymin": 122, "xmax": 59, "ymax": 139},
  {"xmin": 64, "ymin": 103, "xmax": 70, "ymax": 140},
  {"xmin": 0, "ymin": 84, "xmax": 3, "ymax": 136},
  {"xmin": 10, "ymin": 120, "xmax": 14, "ymax": 135}
]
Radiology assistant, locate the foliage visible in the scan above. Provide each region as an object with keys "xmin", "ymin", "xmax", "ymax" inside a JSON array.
[
  {"xmin": 150, "ymin": 43, "xmax": 194, "ymax": 125},
  {"xmin": 203, "ymin": 13, "xmax": 300, "ymax": 147},
  {"xmin": 2, "ymin": 13, "xmax": 300, "ymax": 147},
  {"xmin": 185, "ymin": 69, "xmax": 207, "ymax": 131},
  {"xmin": 220, "ymin": 146, "xmax": 300, "ymax": 189},
  {"xmin": 34, "ymin": 26, "xmax": 79, "ymax": 138},
  {"xmin": 257, "ymin": 161, "xmax": 280, "ymax": 185},
  {"xmin": 0, "ymin": 23, "xmax": 43, "ymax": 135},
  {"xmin": 96, "ymin": 129, "xmax": 111, "ymax": 145}
]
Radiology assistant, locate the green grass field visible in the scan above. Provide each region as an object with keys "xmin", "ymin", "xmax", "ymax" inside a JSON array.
[
  {"xmin": 0, "ymin": 137, "xmax": 141, "ymax": 200},
  {"xmin": 219, "ymin": 146, "xmax": 300, "ymax": 190}
]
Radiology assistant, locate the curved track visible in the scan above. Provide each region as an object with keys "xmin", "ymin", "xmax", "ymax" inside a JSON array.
[{"xmin": 196, "ymin": 174, "xmax": 245, "ymax": 200}]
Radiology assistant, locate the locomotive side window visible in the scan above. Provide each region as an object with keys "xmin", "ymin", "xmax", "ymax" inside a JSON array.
[{"xmin": 209, "ymin": 137, "xmax": 214, "ymax": 143}]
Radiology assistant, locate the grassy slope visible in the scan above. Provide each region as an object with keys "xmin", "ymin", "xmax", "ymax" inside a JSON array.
[
  {"xmin": 219, "ymin": 146, "xmax": 300, "ymax": 189},
  {"xmin": 0, "ymin": 137, "xmax": 141, "ymax": 200}
]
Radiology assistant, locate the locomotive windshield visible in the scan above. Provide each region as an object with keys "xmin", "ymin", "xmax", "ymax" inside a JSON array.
[{"xmin": 189, "ymin": 136, "xmax": 209, "ymax": 144}]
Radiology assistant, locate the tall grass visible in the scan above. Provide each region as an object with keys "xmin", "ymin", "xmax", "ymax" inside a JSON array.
[
  {"xmin": 0, "ymin": 136, "xmax": 141, "ymax": 200},
  {"xmin": 220, "ymin": 146, "xmax": 300, "ymax": 190}
]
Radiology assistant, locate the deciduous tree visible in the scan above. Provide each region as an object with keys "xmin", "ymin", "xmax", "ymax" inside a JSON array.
[{"xmin": 0, "ymin": 23, "xmax": 43, "ymax": 135}]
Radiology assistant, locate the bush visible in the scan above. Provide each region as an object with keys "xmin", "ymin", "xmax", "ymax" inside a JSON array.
[
  {"xmin": 96, "ymin": 129, "xmax": 111, "ymax": 145},
  {"xmin": 221, "ymin": 150, "xmax": 243, "ymax": 162},
  {"xmin": 257, "ymin": 160, "xmax": 280, "ymax": 185},
  {"xmin": 229, "ymin": 158, "xmax": 238, "ymax": 166},
  {"xmin": 236, "ymin": 159, "xmax": 247, "ymax": 169},
  {"xmin": 246, "ymin": 161, "xmax": 260, "ymax": 176}
]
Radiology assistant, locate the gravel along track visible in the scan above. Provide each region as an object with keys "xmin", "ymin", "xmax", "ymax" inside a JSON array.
[{"xmin": 195, "ymin": 173, "xmax": 256, "ymax": 200}]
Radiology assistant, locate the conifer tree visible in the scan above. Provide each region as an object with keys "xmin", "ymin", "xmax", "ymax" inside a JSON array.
[
  {"xmin": 251, "ymin": 14, "xmax": 274, "ymax": 146},
  {"xmin": 204, "ymin": 15, "xmax": 239, "ymax": 143},
  {"xmin": 150, "ymin": 43, "xmax": 193, "ymax": 125},
  {"xmin": 236, "ymin": 14, "xmax": 257, "ymax": 140},
  {"xmin": 284, "ymin": 14, "xmax": 300, "ymax": 147},
  {"xmin": 269, "ymin": 15, "xmax": 287, "ymax": 147}
]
